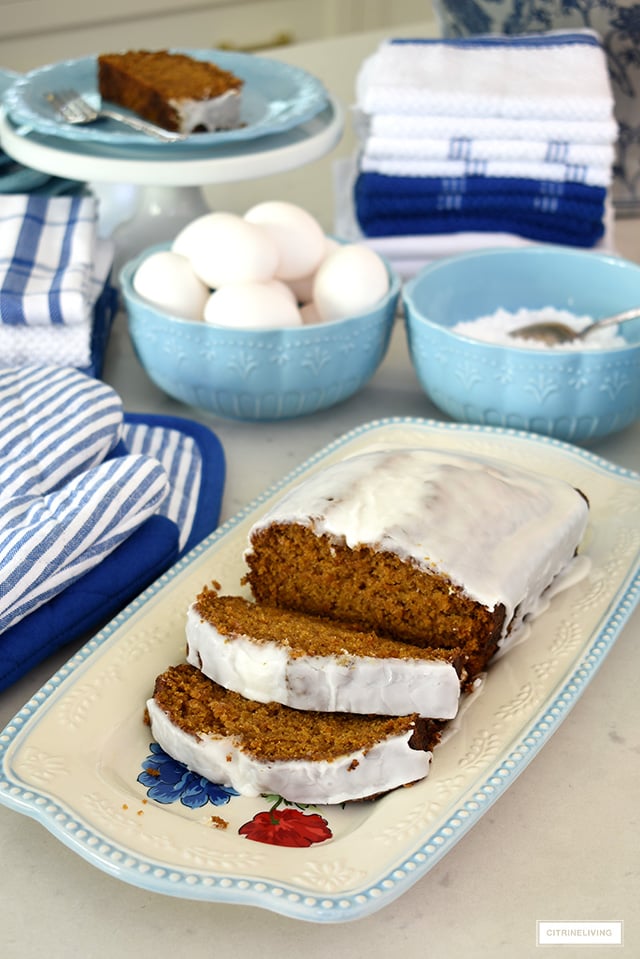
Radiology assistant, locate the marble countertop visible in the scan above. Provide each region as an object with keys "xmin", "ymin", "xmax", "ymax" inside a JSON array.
[{"xmin": 1, "ymin": 23, "xmax": 639, "ymax": 959}]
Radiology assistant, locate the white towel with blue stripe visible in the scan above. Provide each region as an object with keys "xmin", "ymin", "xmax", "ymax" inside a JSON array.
[
  {"xmin": 363, "ymin": 136, "xmax": 615, "ymax": 167},
  {"xmin": 0, "ymin": 236, "xmax": 114, "ymax": 368},
  {"xmin": 358, "ymin": 154, "xmax": 613, "ymax": 187},
  {"xmin": 0, "ymin": 194, "xmax": 114, "ymax": 368},
  {"xmin": 356, "ymin": 31, "xmax": 615, "ymax": 121},
  {"xmin": 0, "ymin": 365, "xmax": 170, "ymax": 633},
  {"xmin": 0, "ymin": 194, "xmax": 102, "ymax": 326},
  {"xmin": 365, "ymin": 112, "xmax": 619, "ymax": 146}
]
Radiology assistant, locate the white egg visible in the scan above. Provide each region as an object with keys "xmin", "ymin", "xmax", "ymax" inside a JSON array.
[
  {"xmin": 284, "ymin": 236, "xmax": 342, "ymax": 304},
  {"xmin": 285, "ymin": 272, "xmax": 315, "ymax": 305},
  {"xmin": 203, "ymin": 280, "xmax": 303, "ymax": 329},
  {"xmin": 324, "ymin": 236, "xmax": 341, "ymax": 257},
  {"xmin": 313, "ymin": 244, "xmax": 390, "ymax": 322},
  {"xmin": 173, "ymin": 211, "xmax": 279, "ymax": 287},
  {"xmin": 265, "ymin": 278, "xmax": 298, "ymax": 304},
  {"xmin": 133, "ymin": 250, "xmax": 209, "ymax": 321},
  {"xmin": 244, "ymin": 201, "xmax": 326, "ymax": 281},
  {"xmin": 172, "ymin": 214, "xmax": 216, "ymax": 260},
  {"xmin": 300, "ymin": 301, "xmax": 324, "ymax": 325}
]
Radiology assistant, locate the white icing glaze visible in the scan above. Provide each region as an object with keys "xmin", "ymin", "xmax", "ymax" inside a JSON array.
[
  {"xmin": 169, "ymin": 89, "xmax": 241, "ymax": 133},
  {"xmin": 245, "ymin": 448, "xmax": 589, "ymax": 643},
  {"xmin": 185, "ymin": 605, "xmax": 460, "ymax": 719},
  {"xmin": 495, "ymin": 552, "xmax": 592, "ymax": 657},
  {"xmin": 542, "ymin": 552, "xmax": 592, "ymax": 599},
  {"xmin": 146, "ymin": 697, "xmax": 432, "ymax": 805}
]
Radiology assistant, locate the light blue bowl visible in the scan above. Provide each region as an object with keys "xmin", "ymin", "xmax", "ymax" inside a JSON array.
[
  {"xmin": 121, "ymin": 243, "xmax": 400, "ymax": 421},
  {"xmin": 403, "ymin": 246, "xmax": 640, "ymax": 442}
]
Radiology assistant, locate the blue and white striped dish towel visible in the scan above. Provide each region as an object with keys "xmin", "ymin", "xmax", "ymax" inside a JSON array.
[
  {"xmin": 0, "ymin": 239, "xmax": 114, "ymax": 369},
  {"xmin": 0, "ymin": 194, "xmax": 115, "ymax": 369},
  {"xmin": 0, "ymin": 194, "xmax": 103, "ymax": 326}
]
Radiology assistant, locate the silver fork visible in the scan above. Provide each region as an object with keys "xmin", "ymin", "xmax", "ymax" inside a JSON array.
[{"xmin": 45, "ymin": 89, "xmax": 187, "ymax": 143}]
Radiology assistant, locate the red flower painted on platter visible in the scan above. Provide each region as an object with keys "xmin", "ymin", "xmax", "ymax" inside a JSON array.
[{"xmin": 239, "ymin": 804, "xmax": 332, "ymax": 847}]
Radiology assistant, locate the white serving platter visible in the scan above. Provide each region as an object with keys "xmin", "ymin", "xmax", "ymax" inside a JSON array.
[{"xmin": 0, "ymin": 417, "xmax": 638, "ymax": 923}]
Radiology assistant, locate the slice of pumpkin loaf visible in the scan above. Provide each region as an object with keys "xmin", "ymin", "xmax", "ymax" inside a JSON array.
[
  {"xmin": 146, "ymin": 663, "xmax": 442, "ymax": 805},
  {"xmin": 97, "ymin": 50, "xmax": 243, "ymax": 133},
  {"xmin": 187, "ymin": 588, "xmax": 463, "ymax": 720}
]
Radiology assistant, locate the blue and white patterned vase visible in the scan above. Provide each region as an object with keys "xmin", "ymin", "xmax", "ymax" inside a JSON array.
[{"xmin": 433, "ymin": 0, "xmax": 640, "ymax": 213}]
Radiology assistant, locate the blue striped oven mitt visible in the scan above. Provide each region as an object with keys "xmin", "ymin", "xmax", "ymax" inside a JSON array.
[{"xmin": 0, "ymin": 364, "xmax": 225, "ymax": 690}]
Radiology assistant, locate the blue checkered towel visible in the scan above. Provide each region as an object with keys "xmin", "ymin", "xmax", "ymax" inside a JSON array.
[
  {"xmin": 0, "ymin": 194, "xmax": 103, "ymax": 326},
  {"xmin": 0, "ymin": 194, "xmax": 115, "ymax": 370},
  {"xmin": 354, "ymin": 172, "xmax": 607, "ymax": 244},
  {"xmin": 354, "ymin": 173, "xmax": 607, "ymax": 202}
]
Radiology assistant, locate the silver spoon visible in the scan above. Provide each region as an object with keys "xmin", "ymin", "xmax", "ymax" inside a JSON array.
[{"xmin": 510, "ymin": 307, "xmax": 640, "ymax": 346}]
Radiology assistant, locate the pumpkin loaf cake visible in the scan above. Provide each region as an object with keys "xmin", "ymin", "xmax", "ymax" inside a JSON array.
[
  {"xmin": 187, "ymin": 588, "xmax": 463, "ymax": 719},
  {"xmin": 146, "ymin": 663, "xmax": 442, "ymax": 804},
  {"xmin": 243, "ymin": 448, "xmax": 590, "ymax": 674},
  {"xmin": 97, "ymin": 50, "xmax": 243, "ymax": 133},
  {"xmin": 145, "ymin": 447, "xmax": 589, "ymax": 806}
]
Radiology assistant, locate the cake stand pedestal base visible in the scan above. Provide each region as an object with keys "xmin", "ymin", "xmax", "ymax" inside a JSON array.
[{"xmin": 90, "ymin": 183, "xmax": 210, "ymax": 273}]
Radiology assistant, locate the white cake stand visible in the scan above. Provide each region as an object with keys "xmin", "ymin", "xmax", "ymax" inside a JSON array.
[{"xmin": 0, "ymin": 96, "xmax": 344, "ymax": 266}]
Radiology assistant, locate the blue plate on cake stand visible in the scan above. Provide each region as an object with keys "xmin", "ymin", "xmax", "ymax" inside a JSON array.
[{"xmin": 4, "ymin": 50, "xmax": 329, "ymax": 149}]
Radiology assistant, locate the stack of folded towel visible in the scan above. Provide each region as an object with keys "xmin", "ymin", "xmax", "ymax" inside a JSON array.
[
  {"xmin": 351, "ymin": 30, "xmax": 618, "ymax": 275},
  {"xmin": 0, "ymin": 194, "xmax": 117, "ymax": 375}
]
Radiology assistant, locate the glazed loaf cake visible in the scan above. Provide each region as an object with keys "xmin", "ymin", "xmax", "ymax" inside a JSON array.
[
  {"xmin": 97, "ymin": 50, "xmax": 243, "ymax": 133},
  {"xmin": 146, "ymin": 663, "xmax": 442, "ymax": 804},
  {"xmin": 145, "ymin": 446, "xmax": 589, "ymax": 806},
  {"xmin": 186, "ymin": 588, "xmax": 463, "ymax": 719},
  {"xmin": 242, "ymin": 448, "xmax": 590, "ymax": 677}
]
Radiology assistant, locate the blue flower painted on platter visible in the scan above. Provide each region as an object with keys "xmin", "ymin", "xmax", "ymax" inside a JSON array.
[{"xmin": 138, "ymin": 742, "xmax": 239, "ymax": 808}]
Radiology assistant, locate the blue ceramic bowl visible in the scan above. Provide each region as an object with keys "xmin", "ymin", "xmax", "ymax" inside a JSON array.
[
  {"xmin": 403, "ymin": 246, "xmax": 640, "ymax": 442},
  {"xmin": 121, "ymin": 243, "xmax": 400, "ymax": 421}
]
